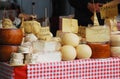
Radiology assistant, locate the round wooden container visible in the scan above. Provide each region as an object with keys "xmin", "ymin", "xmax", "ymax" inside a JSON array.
[
  {"xmin": 87, "ymin": 42, "xmax": 110, "ymax": 58},
  {"xmin": 0, "ymin": 28, "xmax": 23, "ymax": 45}
]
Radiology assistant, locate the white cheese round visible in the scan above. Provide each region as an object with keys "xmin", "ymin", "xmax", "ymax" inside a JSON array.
[
  {"xmin": 62, "ymin": 33, "xmax": 81, "ymax": 47},
  {"xmin": 60, "ymin": 45, "xmax": 76, "ymax": 61},
  {"xmin": 76, "ymin": 44, "xmax": 92, "ymax": 59}
]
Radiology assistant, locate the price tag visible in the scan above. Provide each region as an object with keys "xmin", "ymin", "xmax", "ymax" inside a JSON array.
[{"xmin": 100, "ymin": 1, "xmax": 119, "ymax": 19}]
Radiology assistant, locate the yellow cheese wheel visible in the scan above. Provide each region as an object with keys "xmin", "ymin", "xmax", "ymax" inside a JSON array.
[
  {"xmin": 76, "ymin": 44, "xmax": 92, "ymax": 59},
  {"xmin": 62, "ymin": 33, "xmax": 81, "ymax": 47},
  {"xmin": 60, "ymin": 45, "xmax": 76, "ymax": 61}
]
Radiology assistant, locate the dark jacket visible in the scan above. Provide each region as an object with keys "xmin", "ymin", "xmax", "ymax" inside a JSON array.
[{"xmin": 68, "ymin": 0, "xmax": 113, "ymax": 26}]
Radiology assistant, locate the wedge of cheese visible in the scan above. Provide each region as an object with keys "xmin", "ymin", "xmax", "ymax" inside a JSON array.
[{"xmin": 59, "ymin": 18, "xmax": 78, "ymax": 33}]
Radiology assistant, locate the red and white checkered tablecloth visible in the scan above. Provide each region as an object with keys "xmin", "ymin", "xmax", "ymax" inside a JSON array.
[{"xmin": 27, "ymin": 57, "xmax": 120, "ymax": 79}]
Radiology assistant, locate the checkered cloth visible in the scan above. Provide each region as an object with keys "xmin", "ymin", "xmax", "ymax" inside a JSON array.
[
  {"xmin": 27, "ymin": 57, "xmax": 120, "ymax": 79},
  {"xmin": 0, "ymin": 62, "xmax": 14, "ymax": 79}
]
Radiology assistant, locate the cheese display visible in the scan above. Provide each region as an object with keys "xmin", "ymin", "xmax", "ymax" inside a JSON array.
[
  {"xmin": 76, "ymin": 44, "xmax": 92, "ymax": 59},
  {"xmin": 61, "ymin": 32, "xmax": 81, "ymax": 47},
  {"xmin": 60, "ymin": 45, "xmax": 76, "ymax": 61},
  {"xmin": 3, "ymin": 3, "xmax": 119, "ymax": 65},
  {"xmin": 87, "ymin": 43, "xmax": 110, "ymax": 58}
]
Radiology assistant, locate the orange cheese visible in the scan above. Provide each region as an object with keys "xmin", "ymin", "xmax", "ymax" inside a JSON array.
[{"xmin": 87, "ymin": 42, "xmax": 110, "ymax": 58}]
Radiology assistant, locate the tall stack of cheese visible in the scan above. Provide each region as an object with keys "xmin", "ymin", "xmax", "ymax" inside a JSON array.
[
  {"xmin": 110, "ymin": 32, "xmax": 120, "ymax": 57},
  {"xmin": 86, "ymin": 12, "xmax": 111, "ymax": 58}
]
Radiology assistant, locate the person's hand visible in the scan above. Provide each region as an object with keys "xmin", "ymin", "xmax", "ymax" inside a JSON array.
[{"xmin": 87, "ymin": 3, "xmax": 103, "ymax": 13}]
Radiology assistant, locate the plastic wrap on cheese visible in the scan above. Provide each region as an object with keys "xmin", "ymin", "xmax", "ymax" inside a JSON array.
[
  {"xmin": 32, "ymin": 40, "xmax": 61, "ymax": 53},
  {"xmin": 24, "ymin": 33, "xmax": 38, "ymax": 42},
  {"xmin": 18, "ymin": 42, "xmax": 33, "ymax": 53},
  {"xmin": 25, "ymin": 51, "xmax": 62, "ymax": 64}
]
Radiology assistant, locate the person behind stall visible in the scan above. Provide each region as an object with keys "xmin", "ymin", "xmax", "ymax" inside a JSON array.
[
  {"xmin": 68, "ymin": 0, "xmax": 120, "ymax": 26},
  {"xmin": 5, "ymin": 2, "xmax": 22, "ymax": 28},
  {"xmin": 50, "ymin": 0, "xmax": 69, "ymax": 36}
]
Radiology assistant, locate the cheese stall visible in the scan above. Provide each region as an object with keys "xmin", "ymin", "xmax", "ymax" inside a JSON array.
[{"xmin": 0, "ymin": 0, "xmax": 120, "ymax": 79}]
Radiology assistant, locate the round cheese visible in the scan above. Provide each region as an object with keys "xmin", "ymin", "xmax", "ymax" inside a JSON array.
[
  {"xmin": 111, "ymin": 34, "xmax": 120, "ymax": 46},
  {"xmin": 87, "ymin": 43, "xmax": 110, "ymax": 58},
  {"xmin": 111, "ymin": 46, "xmax": 120, "ymax": 57},
  {"xmin": 62, "ymin": 33, "xmax": 81, "ymax": 47},
  {"xmin": 76, "ymin": 44, "xmax": 92, "ymax": 59},
  {"xmin": 60, "ymin": 45, "xmax": 76, "ymax": 61}
]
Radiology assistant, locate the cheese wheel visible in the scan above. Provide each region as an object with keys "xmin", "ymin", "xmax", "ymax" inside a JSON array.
[
  {"xmin": 62, "ymin": 33, "xmax": 81, "ymax": 47},
  {"xmin": 87, "ymin": 42, "xmax": 110, "ymax": 58},
  {"xmin": 76, "ymin": 44, "xmax": 92, "ymax": 59},
  {"xmin": 60, "ymin": 45, "xmax": 76, "ymax": 61},
  {"xmin": 111, "ymin": 34, "xmax": 120, "ymax": 46},
  {"xmin": 111, "ymin": 46, "xmax": 120, "ymax": 57}
]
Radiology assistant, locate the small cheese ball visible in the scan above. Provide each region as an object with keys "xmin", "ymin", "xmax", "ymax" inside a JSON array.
[
  {"xmin": 60, "ymin": 45, "xmax": 76, "ymax": 61},
  {"xmin": 62, "ymin": 33, "xmax": 81, "ymax": 47},
  {"xmin": 76, "ymin": 44, "xmax": 92, "ymax": 59}
]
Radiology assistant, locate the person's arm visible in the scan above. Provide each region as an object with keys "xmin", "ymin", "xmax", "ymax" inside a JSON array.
[{"xmin": 68, "ymin": 0, "xmax": 88, "ymax": 10}]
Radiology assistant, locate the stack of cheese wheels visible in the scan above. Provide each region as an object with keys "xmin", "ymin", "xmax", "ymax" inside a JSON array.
[
  {"xmin": 86, "ymin": 12, "xmax": 111, "ymax": 58},
  {"xmin": 61, "ymin": 33, "xmax": 79, "ymax": 61},
  {"xmin": 0, "ymin": 28, "xmax": 23, "ymax": 62},
  {"xmin": 111, "ymin": 32, "xmax": 120, "ymax": 57}
]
